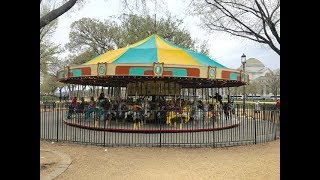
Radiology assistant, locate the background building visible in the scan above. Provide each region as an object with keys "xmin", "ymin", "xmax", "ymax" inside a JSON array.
[
  {"xmin": 237, "ymin": 58, "xmax": 273, "ymax": 80},
  {"xmin": 237, "ymin": 58, "xmax": 280, "ymax": 98}
]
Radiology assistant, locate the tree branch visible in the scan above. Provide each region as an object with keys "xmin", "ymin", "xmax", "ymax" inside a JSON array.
[
  {"xmin": 204, "ymin": 0, "xmax": 279, "ymax": 54},
  {"xmin": 205, "ymin": 23, "xmax": 266, "ymax": 43},
  {"xmin": 255, "ymin": 0, "xmax": 280, "ymax": 45},
  {"xmin": 270, "ymin": 0, "xmax": 280, "ymax": 19},
  {"xmin": 260, "ymin": 0, "xmax": 270, "ymax": 17},
  {"xmin": 223, "ymin": 1, "xmax": 262, "ymax": 19},
  {"xmin": 40, "ymin": 0, "xmax": 78, "ymax": 29},
  {"xmin": 211, "ymin": 0, "xmax": 271, "ymax": 44}
]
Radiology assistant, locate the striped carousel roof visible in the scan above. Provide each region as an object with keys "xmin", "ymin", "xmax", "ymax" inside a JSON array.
[{"xmin": 84, "ymin": 34, "xmax": 226, "ymax": 68}]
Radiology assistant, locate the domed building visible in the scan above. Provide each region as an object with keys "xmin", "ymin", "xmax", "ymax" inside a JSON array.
[
  {"xmin": 236, "ymin": 58, "xmax": 279, "ymax": 98},
  {"xmin": 237, "ymin": 58, "xmax": 272, "ymax": 80}
]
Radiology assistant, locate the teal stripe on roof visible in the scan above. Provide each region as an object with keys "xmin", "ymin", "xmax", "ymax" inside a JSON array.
[
  {"xmin": 134, "ymin": 35, "xmax": 156, "ymax": 49},
  {"xmin": 185, "ymin": 50, "xmax": 226, "ymax": 68},
  {"xmin": 112, "ymin": 48, "xmax": 158, "ymax": 64},
  {"xmin": 158, "ymin": 36, "xmax": 226, "ymax": 68}
]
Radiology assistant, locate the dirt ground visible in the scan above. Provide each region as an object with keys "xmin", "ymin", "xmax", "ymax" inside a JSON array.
[
  {"xmin": 40, "ymin": 140, "xmax": 279, "ymax": 180},
  {"xmin": 40, "ymin": 150, "xmax": 59, "ymax": 177}
]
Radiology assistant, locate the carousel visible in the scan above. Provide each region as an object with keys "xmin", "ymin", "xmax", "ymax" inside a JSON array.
[{"xmin": 57, "ymin": 34, "xmax": 249, "ymax": 133}]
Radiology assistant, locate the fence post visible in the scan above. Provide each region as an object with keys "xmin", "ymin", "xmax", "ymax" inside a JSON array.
[
  {"xmin": 274, "ymin": 113, "xmax": 277, "ymax": 140},
  {"xmin": 56, "ymin": 102, "xmax": 59, "ymax": 142},
  {"xmin": 213, "ymin": 112, "xmax": 215, "ymax": 148},
  {"xmin": 254, "ymin": 110, "xmax": 257, "ymax": 144},
  {"xmin": 274, "ymin": 110, "xmax": 279, "ymax": 140},
  {"xmin": 159, "ymin": 118, "xmax": 162, "ymax": 147},
  {"xmin": 103, "ymin": 114, "xmax": 106, "ymax": 147}
]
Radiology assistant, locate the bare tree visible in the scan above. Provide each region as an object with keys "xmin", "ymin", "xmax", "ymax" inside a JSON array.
[
  {"xmin": 246, "ymin": 80, "xmax": 259, "ymax": 100},
  {"xmin": 265, "ymin": 69, "xmax": 280, "ymax": 99},
  {"xmin": 190, "ymin": 0, "xmax": 280, "ymax": 55}
]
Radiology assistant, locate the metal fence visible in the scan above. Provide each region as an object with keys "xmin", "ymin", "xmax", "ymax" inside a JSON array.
[{"xmin": 40, "ymin": 102, "xmax": 280, "ymax": 147}]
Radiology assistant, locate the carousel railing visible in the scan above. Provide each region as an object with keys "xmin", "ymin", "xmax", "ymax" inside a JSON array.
[{"xmin": 40, "ymin": 102, "xmax": 280, "ymax": 147}]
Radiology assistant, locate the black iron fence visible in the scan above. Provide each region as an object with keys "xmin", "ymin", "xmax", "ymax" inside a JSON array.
[{"xmin": 40, "ymin": 102, "xmax": 280, "ymax": 147}]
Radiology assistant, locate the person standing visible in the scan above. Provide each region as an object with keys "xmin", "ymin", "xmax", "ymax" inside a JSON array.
[
  {"xmin": 96, "ymin": 93, "xmax": 107, "ymax": 120},
  {"xmin": 276, "ymin": 99, "xmax": 280, "ymax": 110},
  {"xmin": 67, "ymin": 97, "xmax": 77, "ymax": 119},
  {"xmin": 85, "ymin": 96, "xmax": 96, "ymax": 119},
  {"xmin": 254, "ymin": 101, "xmax": 261, "ymax": 113}
]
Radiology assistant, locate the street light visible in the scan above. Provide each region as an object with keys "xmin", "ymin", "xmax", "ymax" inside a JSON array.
[{"xmin": 241, "ymin": 53, "xmax": 246, "ymax": 115}]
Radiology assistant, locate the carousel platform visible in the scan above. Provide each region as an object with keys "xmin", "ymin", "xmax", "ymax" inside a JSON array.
[{"xmin": 63, "ymin": 114, "xmax": 241, "ymax": 133}]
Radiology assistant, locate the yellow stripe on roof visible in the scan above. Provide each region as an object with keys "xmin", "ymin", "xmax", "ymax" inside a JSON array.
[
  {"xmin": 155, "ymin": 35, "xmax": 200, "ymax": 65},
  {"xmin": 84, "ymin": 48, "xmax": 127, "ymax": 64},
  {"xmin": 155, "ymin": 35, "xmax": 178, "ymax": 50},
  {"xmin": 157, "ymin": 49, "xmax": 201, "ymax": 65}
]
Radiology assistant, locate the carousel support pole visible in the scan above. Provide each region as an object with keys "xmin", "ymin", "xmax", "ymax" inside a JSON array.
[
  {"xmin": 110, "ymin": 86, "xmax": 113, "ymax": 99},
  {"xmin": 194, "ymin": 88, "xmax": 197, "ymax": 102},
  {"xmin": 141, "ymin": 82, "xmax": 143, "ymax": 99},
  {"xmin": 215, "ymin": 88, "xmax": 218, "ymax": 103},
  {"xmin": 174, "ymin": 82, "xmax": 176, "ymax": 101},
  {"xmin": 201, "ymin": 88, "xmax": 204, "ymax": 102},
  {"xmin": 204, "ymin": 88, "xmax": 206, "ymax": 104},
  {"xmin": 211, "ymin": 88, "xmax": 213, "ymax": 104},
  {"xmin": 82, "ymin": 85, "xmax": 85, "ymax": 98},
  {"xmin": 78, "ymin": 85, "xmax": 81, "ymax": 98},
  {"xmin": 182, "ymin": 88, "xmax": 185, "ymax": 100},
  {"xmin": 84, "ymin": 86, "xmax": 86, "ymax": 98},
  {"xmin": 96, "ymin": 86, "xmax": 98, "ymax": 98},
  {"xmin": 135, "ymin": 82, "xmax": 138, "ymax": 102},
  {"xmin": 227, "ymin": 87, "xmax": 230, "ymax": 102},
  {"xmin": 125, "ymin": 86, "xmax": 128, "ymax": 100},
  {"xmin": 180, "ymin": 92, "xmax": 182, "ymax": 108},
  {"xmin": 110, "ymin": 86, "xmax": 112, "ymax": 100},
  {"xmin": 208, "ymin": 88, "xmax": 210, "ymax": 103},
  {"xmin": 70, "ymin": 84, "xmax": 73, "ymax": 98},
  {"xmin": 93, "ymin": 86, "xmax": 95, "ymax": 97},
  {"xmin": 188, "ymin": 88, "xmax": 189, "ymax": 99},
  {"xmin": 76, "ymin": 85, "xmax": 79, "ymax": 98},
  {"xmin": 119, "ymin": 87, "xmax": 122, "ymax": 99}
]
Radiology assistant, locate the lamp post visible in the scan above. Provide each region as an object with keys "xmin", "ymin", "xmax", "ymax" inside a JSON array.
[{"xmin": 241, "ymin": 53, "xmax": 246, "ymax": 115}]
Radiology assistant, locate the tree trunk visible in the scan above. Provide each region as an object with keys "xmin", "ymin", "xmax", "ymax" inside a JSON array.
[{"xmin": 40, "ymin": 0, "xmax": 78, "ymax": 29}]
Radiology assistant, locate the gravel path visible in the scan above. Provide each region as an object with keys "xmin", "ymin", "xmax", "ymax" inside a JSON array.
[{"xmin": 40, "ymin": 139, "xmax": 279, "ymax": 180}]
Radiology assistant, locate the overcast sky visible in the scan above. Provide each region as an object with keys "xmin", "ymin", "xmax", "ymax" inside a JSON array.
[{"xmin": 50, "ymin": 0, "xmax": 280, "ymax": 70}]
